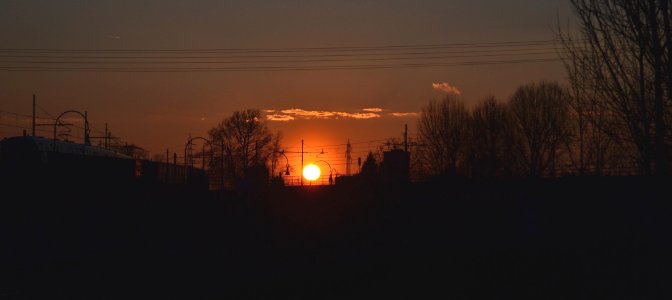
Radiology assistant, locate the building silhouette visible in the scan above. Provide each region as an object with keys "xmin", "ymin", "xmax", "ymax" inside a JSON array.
[{"xmin": 380, "ymin": 148, "xmax": 410, "ymax": 183}]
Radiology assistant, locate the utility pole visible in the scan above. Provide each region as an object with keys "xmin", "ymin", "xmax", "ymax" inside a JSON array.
[
  {"xmin": 201, "ymin": 144, "xmax": 205, "ymax": 170},
  {"xmin": 221, "ymin": 140, "xmax": 224, "ymax": 191},
  {"xmin": 84, "ymin": 111, "xmax": 90, "ymax": 146},
  {"xmin": 346, "ymin": 139, "xmax": 352, "ymax": 176},
  {"xmin": 103, "ymin": 123, "xmax": 110, "ymax": 149},
  {"xmin": 404, "ymin": 124, "xmax": 408, "ymax": 152},
  {"xmin": 165, "ymin": 148, "xmax": 170, "ymax": 182},
  {"xmin": 301, "ymin": 139, "xmax": 304, "ymax": 186},
  {"xmin": 185, "ymin": 135, "xmax": 190, "ymax": 166},
  {"xmin": 173, "ymin": 152, "xmax": 177, "ymax": 183},
  {"xmin": 32, "ymin": 94, "xmax": 36, "ymax": 137},
  {"xmin": 104, "ymin": 123, "xmax": 108, "ymax": 149}
]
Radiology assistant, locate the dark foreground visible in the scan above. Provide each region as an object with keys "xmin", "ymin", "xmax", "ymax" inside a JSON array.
[{"xmin": 1, "ymin": 176, "xmax": 671, "ymax": 299}]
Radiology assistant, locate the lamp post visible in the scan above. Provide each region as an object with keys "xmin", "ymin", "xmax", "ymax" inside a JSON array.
[
  {"xmin": 184, "ymin": 136, "xmax": 212, "ymax": 167},
  {"xmin": 278, "ymin": 150, "xmax": 291, "ymax": 177},
  {"xmin": 184, "ymin": 136, "xmax": 212, "ymax": 183},
  {"xmin": 53, "ymin": 110, "xmax": 90, "ymax": 152},
  {"xmin": 314, "ymin": 159, "xmax": 336, "ymax": 185}
]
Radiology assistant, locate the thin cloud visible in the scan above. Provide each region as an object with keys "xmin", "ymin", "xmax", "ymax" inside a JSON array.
[
  {"xmin": 389, "ymin": 112, "xmax": 418, "ymax": 117},
  {"xmin": 335, "ymin": 112, "xmax": 380, "ymax": 119},
  {"xmin": 266, "ymin": 114, "xmax": 295, "ymax": 121},
  {"xmin": 432, "ymin": 82, "xmax": 461, "ymax": 95},
  {"xmin": 261, "ymin": 106, "xmax": 423, "ymax": 121},
  {"xmin": 264, "ymin": 108, "xmax": 383, "ymax": 121},
  {"xmin": 281, "ymin": 109, "xmax": 335, "ymax": 119},
  {"xmin": 107, "ymin": 34, "xmax": 121, "ymax": 39}
]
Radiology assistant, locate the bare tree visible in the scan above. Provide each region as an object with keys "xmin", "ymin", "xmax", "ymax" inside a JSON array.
[
  {"xmin": 559, "ymin": 0, "xmax": 672, "ymax": 175},
  {"xmin": 268, "ymin": 131, "xmax": 283, "ymax": 177},
  {"xmin": 563, "ymin": 63, "xmax": 622, "ymax": 175},
  {"xmin": 508, "ymin": 82, "xmax": 571, "ymax": 177},
  {"xmin": 467, "ymin": 96, "xmax": 513, "ymax": 177},
  {"xmin": 209, "ymin": 109, "xmax": 278, "ymax": 188},
  {"xmin": 417, "ymin": 95, "xmax": 470, "ymax": 176}
]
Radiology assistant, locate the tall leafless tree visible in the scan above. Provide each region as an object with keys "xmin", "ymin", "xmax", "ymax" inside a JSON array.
[
  {"xmin": 509, "ymin": 82, "xmax": 572, "ymax": 177},
  {"xmin": 467, "ymin": 96, "xmax": 513, "ymax": 177},
  {"xmin": 563, "ymin": 61, "xmax": 623, "ymax": 175},
  {"xmin": 209, "ymin": 109, "xmax": 277, "ymax": 188},
  {"xmin": 559, "ymin": 0, "xmax": 672, "ymax": 175},
  {"xmin": 417, "ymin": 95, "xmax": 470, "ymax": 176}
]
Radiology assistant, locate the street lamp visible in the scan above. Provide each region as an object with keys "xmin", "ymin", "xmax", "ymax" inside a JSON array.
[
  {"xmin": 314, "ymin": 159, "xmax": 336, "ymax": 185},
  {"xmin": 53, "ymin": 110, "xmax": 90, "ymax": 152},
  {"xmin": 277, "ymin": 150, "xmax": 291, "ymax": 177},
  {"xmin": 184, "ymin": 136, "xmax": 212, "ymax": 167}
]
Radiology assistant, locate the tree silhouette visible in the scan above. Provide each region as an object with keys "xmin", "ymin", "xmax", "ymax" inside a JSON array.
[
  {"xmin": 508, "ymin": 82, "xmax": 571, "ymax": 177},
  {"xmin": 467, "ymin": 96, "xmax": 513, "ymax": 177},
  {"xmin": 563, "ymin": 69, "xmax": 621, "ymax": 175},
  {"xmin": 417, "ymin": 95, "xmax": 469, "ymax": 176},
  {"xmin": 559, "ymin": 0, "xmax": 672, "ymax": 175},
  {"xmin": 208, "ymin": 109, "xmax": 278, "ymax": 188},
  {"xmin": 360, "ymin": 151, "xmax": 378, "ymax": 177}
]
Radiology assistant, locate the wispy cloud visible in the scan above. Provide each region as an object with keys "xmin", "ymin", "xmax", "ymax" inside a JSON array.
[
  {"xmin": 432, "ymin": 82, "xmax": 461, "ymax": 95},
  {"xmin": 266, "ymin": 114, "xmax": 295, "ymax": 121},
  {"xmin": 280, "ymin": 109, "xmax": 382, "ymax": 120},
  {"xmin": 389, "ymin": 112, "xmax": 418, "ymax": 117},
  {"xmin": 335, "ymin": 112, "xmax": 381, "ymax": 119},
  {"xmin": 263, "ymin": 107, "xmax": 418, "ymax": 121},
  {"xmin": 107, "ymin": 34, "xmax": 121, "ymax": 39},
  {"xmin": 281, "ymin": 109, "xmax": 337, "ymax": 119}
]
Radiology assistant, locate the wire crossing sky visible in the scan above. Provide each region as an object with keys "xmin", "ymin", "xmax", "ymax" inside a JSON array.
[{"xmin": 0, "ymin": 0, "xmax": 574, "ymax": 158}]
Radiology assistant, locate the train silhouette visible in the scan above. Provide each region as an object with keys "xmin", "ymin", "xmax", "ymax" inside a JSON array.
[{"xmin": 0, "ymin": 135, "xmax": 208, "ymax": 191}]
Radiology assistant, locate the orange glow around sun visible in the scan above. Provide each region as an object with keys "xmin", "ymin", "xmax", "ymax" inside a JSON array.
[{"xmin": 303, "ymin": 164, "xmax": 321, "ymax": 181}]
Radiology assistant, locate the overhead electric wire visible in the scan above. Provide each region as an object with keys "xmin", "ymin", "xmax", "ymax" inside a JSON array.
[
  {"xmin": 0, "ymin": 39, "xmax": 566, "ymax": 72},
  {"xmin": 0, "ymin": 51, "xmax": 564, "ymax": 65},
  {"xmin": 0, "ymin": 58, "xmax": 559, "ymax": 72},
  {"xmin": 0, "ymin": 107, "xmax": 112, "ymax": 142},
  {"xmin": 0, "ymin": 39, "xmax": 563, "ymax": 54},
  {"xmin": 36, "ymin": 104, "xmax": 57, "ymax": 120},
  {"xmin": 0, "ymin": 47, "xmax": 563, "ymax": 60},
  {"xmin": 0, "ymin": 122, "xmax": 29, "ymax": 129}
]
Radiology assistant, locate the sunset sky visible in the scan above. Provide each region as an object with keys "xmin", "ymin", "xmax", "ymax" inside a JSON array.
[{"xmin": 0, "ymin": 0, "xmax": 574, "ymax": 177}]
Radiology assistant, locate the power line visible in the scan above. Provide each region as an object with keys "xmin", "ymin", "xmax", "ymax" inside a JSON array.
[
  {"xmin": 283, "ymin": 138, "xmax": 390, "ymax": 150},
  {"xmin": 0, "ymin": 109, "xmax": 54, "ymax": 122},
  {"xmin": 0, "ymin": 58, "xmax": 559, "ymax": 73},
  {"xmin": 35, "ymin": 104, "xmax": 57, "ymax": 120},
  {"xmin": 0, "ymin": 122, "xmax": 29, "ymax": 129},
  {"xmin": 0, "ymin": 39, "xmax": 564, "ymax": 53},
  {"xmin": 0, "ymin": 51, "xmax": 563, "ymax": 65},
  {"xmin": 0, "ymin": 39, "xmax": 567, "ymax": 73},
  {"xmin": 0, "ymin": 47, "xmax": 564, "ymax": 61}
]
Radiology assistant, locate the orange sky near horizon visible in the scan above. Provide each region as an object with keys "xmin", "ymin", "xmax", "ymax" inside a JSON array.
[{"xmin": 0, "ymin": 0, "xmax": 575, "ymax": 178}]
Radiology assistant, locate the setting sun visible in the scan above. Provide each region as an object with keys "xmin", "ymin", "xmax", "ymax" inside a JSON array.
[{"xmin": 302, "ymin": 164, "xmax": 321, "ymax": 181}]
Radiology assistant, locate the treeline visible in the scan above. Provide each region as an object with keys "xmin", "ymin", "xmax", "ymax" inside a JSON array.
[
  {"xmin": 560, "ymin": 0, "xmax": 672, "ymax": 176},
  {"xmin": 414, "ymin": 0, "xmax": 672, "ymax": 179},
  {"xmin": 414, "ymin": 82, "xmax": 628, "ymax": 179},
  {"xmin": 413, "ymin": 79, "xmax": 671, "ymax": 179}
]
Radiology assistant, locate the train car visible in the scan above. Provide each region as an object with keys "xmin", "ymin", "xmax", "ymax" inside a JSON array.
[
  {"xmin": 0, "ymin": 135, "xmax": 208, "ymax": 191},
  {"xmin": 0, "ymin": 135, "xmax": 131, "ymax": 162}
]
